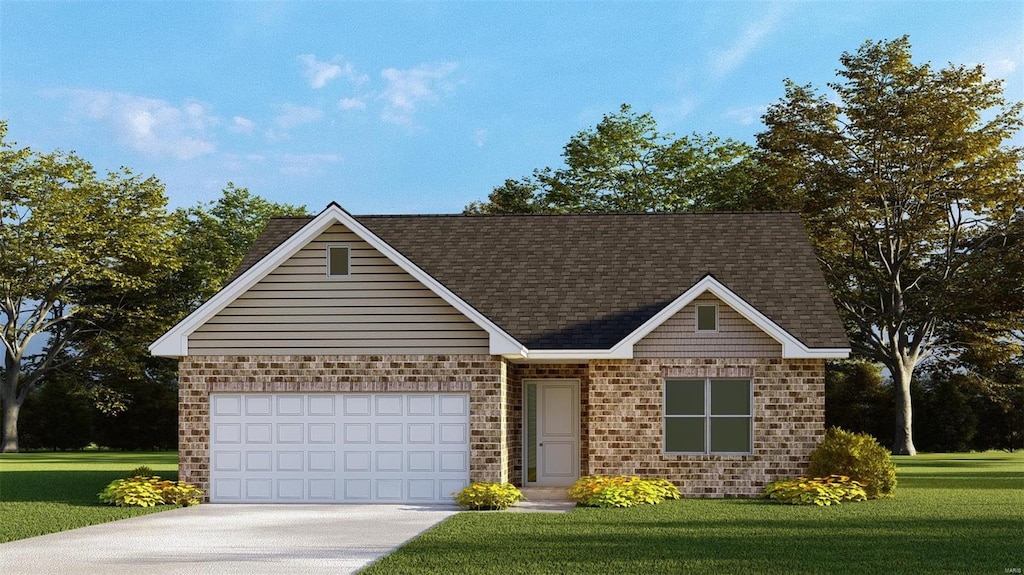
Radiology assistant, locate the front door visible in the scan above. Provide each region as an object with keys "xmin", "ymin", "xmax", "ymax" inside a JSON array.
[{"xmin": 524, "ymin": 379, "xmax": 580, "ymax": 486}]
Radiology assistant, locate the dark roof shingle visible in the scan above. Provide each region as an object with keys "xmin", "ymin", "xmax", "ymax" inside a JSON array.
[{"xmin": 233, "ymin": 211, "xmax": 849, "ymax": 350}]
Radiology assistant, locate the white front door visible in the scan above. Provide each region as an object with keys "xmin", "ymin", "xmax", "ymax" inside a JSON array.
[{"xmin": 525, "ymin": 380, "xmax": 580, "ymax": 486}]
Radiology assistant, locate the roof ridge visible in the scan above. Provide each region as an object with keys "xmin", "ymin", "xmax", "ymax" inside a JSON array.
[{"xmin": 349, "ymin": 210, "xmax": 801, "ymax": 219}]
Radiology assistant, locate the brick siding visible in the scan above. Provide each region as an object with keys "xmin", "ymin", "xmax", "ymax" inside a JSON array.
[{"xmin": 178, "ymin": 354, "xmax": 508, "ymax": 498}]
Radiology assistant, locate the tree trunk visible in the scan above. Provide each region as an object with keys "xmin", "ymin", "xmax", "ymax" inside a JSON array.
[
  {"xmin": 892, "ymin": 363, "xmax": 917, "ymax": 456},
  {"xmin": 2, "ymin": 355, "xmax": 22, "ymax": 453},
  {"xmin": 1, "ymin": 390, "xmax": 21, "ymax": 453}
]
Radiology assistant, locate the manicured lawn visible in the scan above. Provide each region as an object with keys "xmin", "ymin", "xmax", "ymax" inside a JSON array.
[
  {"xmin": 0, "ymin": 451, "xmax": 179, "ymax": 543},
  {"xmin": 365, "ymin": 452, "xmax": 1024, "ymax": 575}
]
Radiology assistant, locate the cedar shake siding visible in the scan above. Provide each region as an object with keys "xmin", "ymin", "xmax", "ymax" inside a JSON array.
[
  {"xmin": 190, "ymin": 224, "xmax": 489, "ymax": 356},
  {"xmin": 634, "ymin": 293, "xmax": 783, "ymax": 358}
]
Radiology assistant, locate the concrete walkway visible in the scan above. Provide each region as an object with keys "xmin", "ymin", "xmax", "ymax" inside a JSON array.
[{"xmin": 0, "ymin": 504, "xmax": 459, "ymax": 575}]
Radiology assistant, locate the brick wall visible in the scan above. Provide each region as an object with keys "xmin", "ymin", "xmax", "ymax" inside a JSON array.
[
  {"xmin": 587, "ymin": 358, "xmax": 825, "ymax": 497},
  {"xmin": 177, "ymin": 354, "xmax": 507, "ymax": 498}
]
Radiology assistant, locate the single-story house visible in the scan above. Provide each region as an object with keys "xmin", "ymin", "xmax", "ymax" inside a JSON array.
[{"xmin": 151, "ymin": 203, "xmax": 849, "ymax": 503}]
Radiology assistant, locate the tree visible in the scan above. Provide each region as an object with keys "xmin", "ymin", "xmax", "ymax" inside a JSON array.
[
  {"xmin": 465, "ymin": 104, "xmax": 758, "ymax": 214},
  {"xmin": 172, "ymin": 184, "xmax": 307, "ymax": 310},
  {"xmin": 757, "ymin": 37, "xmax": 1024, "ymax": 454},
  {"xmin": 824, "ymin": 360, "xmax": 893, "ymax": 445},
  {"xmin": 0, "ymin": 122, "xmax": 177, "ymax": 452}
]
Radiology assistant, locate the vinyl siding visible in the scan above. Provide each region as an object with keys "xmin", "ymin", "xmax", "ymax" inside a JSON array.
[
  {"xmin": 189, "ymin": 224, "xmax": 490, "ymax": 355},
  {"xmin": 633, "ymin": 293, "xmax": 782, "ymax": 358}
]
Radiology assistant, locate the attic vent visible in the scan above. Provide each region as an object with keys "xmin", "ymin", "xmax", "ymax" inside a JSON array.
[
  {"xmin": 696, "ymin": 304, "xmax": 718, "ymax": 332},
  {"xmin": 327, "ymin": 244, "xmax": 351, "ymax": 278}
]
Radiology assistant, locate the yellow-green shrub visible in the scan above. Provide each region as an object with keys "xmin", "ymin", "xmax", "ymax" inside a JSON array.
[
  {"xmin": 568, "ymin": 475, "xmax": 681, "ymax": 508},
  {"xmin": 454, "ymin": 482, "xmax": 523, "ymax": 510},
  {"xmin": 763, "ymin": 475, "xmax": 868, "ymax": 506},
  {"xmin": 99, "ymin": 475, "xmax": 203, "ymax": 507},
  {"xmin": 808, "ymin": 428, "xmax": 897, "ymax": 498}
]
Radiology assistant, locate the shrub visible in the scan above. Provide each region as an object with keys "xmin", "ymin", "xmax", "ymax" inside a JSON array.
[
  {"xmin": 454, "ymin": 483, "xmax": 523, "ymax": 510},
  {"xmin": 99, "ymin": 476, "xmax": 203, "ymax": 507},
  {"xmin": 125, "ymin": 466, "xmax": 155, "ymax": 479},
  {"xmin": 568, "ymin": 475, "xmax": 681, "ymax": 508},
  {"xmin": 808, "ymin": 427, "xmax": 897, "ymax": 498},
  {"xmin": 763, "ymin": 475, "xmax": 868, "ymax": 506}
]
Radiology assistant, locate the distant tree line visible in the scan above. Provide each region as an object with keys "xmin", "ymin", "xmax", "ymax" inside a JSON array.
[{"xmin": 4, "ymin": 36, "xmax": 1022, "ymax": 454}]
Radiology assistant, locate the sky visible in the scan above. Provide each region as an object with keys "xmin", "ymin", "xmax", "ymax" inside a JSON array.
[{"xmin": 2, "ymin": 1, "xmax": 1022, "ymax": 215}]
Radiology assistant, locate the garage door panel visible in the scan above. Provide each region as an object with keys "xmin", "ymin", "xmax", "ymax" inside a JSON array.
[{"xmin": 209, "ymin": 392, "xmax": 469, "ymax": 503}]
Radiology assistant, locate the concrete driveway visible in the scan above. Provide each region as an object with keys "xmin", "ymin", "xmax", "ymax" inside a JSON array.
[{"xmin": 0, "ymin": 504, "xmax": 459, "ymax": 575}]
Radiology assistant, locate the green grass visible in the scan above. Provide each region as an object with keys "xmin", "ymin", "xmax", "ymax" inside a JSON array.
[
  {"xmin": 0, "ymin": 451, "xmax": 179, "ymax": 543},
  {"xmin": 365, "ymin": 452, "xmax": 1024, "ymax": 575}
]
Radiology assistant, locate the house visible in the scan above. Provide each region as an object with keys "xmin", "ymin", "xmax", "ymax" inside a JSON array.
[{"xmin": 151, "ymin": 203, "xmax": 849, "ymax": 503}]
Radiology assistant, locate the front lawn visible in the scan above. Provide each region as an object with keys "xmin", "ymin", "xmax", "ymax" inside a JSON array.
[
  {"xmin": 364, "ymin": 452, "xmax": 1024, "ymax": 575},
  {"xmin": 0, "ymin": 451, "xmax": 179, "ymax": 543}
]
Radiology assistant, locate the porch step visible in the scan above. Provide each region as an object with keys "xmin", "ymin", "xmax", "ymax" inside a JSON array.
[{"xmin": 519, "ymin": 487, "xmax": 572, "ymax": 501}]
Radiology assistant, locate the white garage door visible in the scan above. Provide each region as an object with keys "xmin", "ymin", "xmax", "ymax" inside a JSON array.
[{"xmin": 208, "ymin": 393, "xmax": 470, "ymax": 503}]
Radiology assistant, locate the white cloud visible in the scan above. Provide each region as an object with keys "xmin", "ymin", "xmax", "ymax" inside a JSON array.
[
  {"xmin": 473, "ymin": 128, "xmax": 487, "ymax": 147},
  {"xmin": 380, "ymin": 62, "xmax": 458, "ymax": 126},
  {"xmin": 709, "ymin": 6, "xmax": 787, "ymax": 78},
  {"xmin": 61, "ymin": 89, "xmax": 216, "ymax": 160},
  {"xmin": 275, "ymin": 103, "xmax": 323, "ymax": 129},
  {"xmin": 299, "ymin": 54, "xmax": 367, "ymax": 89},
  {"xmin": 724, "ymin": 104, "xmax": 768, "ymax": 126},
  {"xmin": 230, "ymin": 115, "xmax": 256, "ymax": 133},
  {"xmin": 338, "ymin": 97, "xmax": 367, "ymax": 111}
]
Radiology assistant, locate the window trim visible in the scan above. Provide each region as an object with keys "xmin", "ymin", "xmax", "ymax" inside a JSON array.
[
  {"xmin": 326, "ymin": 244, "xmax": 352, "ymax": 279},
  {"xmin": 695, "ymin": 303, "xmax": 719, "ymax": 332},
  {"xmin": 663, "ymin": 378, "xmax": 753, "ymax": 455}
]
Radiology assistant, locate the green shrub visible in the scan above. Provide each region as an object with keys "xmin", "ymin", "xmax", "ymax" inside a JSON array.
[
  {"xmin": 763, "ymin": 475, "xmax": 868, "ymax": 506},
  {"xmin": 808, "ymin": 427, "xmax": 897, "ymax": 498},
  {"xmin": 454, "ymin": 483, "xmax": 524, "ymax": 510},
  {"xmin": 568, "ymin": 475, "xmax": 681, "ymax": 508},
  {"xmin": 125, "ymin": 466, "xmax": 155, "ymax": 479},
  {"xmin": 99, "ymin": 476, "xmax": 203, "ymax": 507}
]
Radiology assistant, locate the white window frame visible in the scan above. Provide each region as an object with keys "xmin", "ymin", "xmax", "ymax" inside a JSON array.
[
  {"xmin": 695, "ymin": 303, "xmax": 718, "ymax": 332},
  {"xmin": 663, "ymin": 378, "xmax": 753, "ymax": 455},
  {"xmin": 326, "ymin": 244, "xmax": 351, "ymax": 279}
]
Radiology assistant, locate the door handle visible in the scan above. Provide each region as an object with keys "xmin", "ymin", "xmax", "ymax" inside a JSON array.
[{"xmin": 539, "ymin": 443, "xmax": 544, "ymax": 447}]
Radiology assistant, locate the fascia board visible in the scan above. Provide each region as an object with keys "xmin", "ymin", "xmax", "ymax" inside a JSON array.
[
  {"xmin": 149, "ymin": 208, "xmax": 347, "ymax": 357},
  {"xmin": 335, "ymin": 207, "xmax": 523, "ymax": 355},
  {"xmin": 606, "ymin": 275, "xmax": 851, "ymax": 360},
  {"xmin": 150, "ymin": 204, "xmax": 524, "ymax": 358}
]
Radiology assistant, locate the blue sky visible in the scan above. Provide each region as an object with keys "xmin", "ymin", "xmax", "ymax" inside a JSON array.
[{"xmin": 2, "ymin": 1, "xmax": 1021, "ymax": 214}]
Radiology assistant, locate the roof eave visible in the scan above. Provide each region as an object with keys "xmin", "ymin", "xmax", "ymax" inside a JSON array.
[{"xmin": 150, "ymin": 203, "xmax": 524, "ymax": 358}]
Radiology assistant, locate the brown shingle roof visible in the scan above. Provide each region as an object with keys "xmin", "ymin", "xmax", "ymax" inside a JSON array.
[{"xmin": 232, "ymin": 211, "xmax": 849, "ymax": 350}]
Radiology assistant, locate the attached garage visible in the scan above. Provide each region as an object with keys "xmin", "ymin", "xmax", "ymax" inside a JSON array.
[{"xmin": 208, "ymin": 393, "xmax": 470, "ymax": 503}]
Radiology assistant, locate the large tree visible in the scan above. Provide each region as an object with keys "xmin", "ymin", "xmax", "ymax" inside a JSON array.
[
  {"xmin": 757, "ymin": 37, "xmax": 1024, "ymax": 454},
  {"xmin": 465, "ymin": 104, "xmax": 757, "ymax": 214},
  {"xmin": 0, "ymin": 123, "xmax": 177, "ymax": 452}
]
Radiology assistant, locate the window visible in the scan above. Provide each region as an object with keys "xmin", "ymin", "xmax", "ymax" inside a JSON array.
[
  {"xmin": 664, "ymin": 378, "xmax": 752, "ymax": 454},
  {"xmin": 326, "ymin": 245, "xmax": 350, "ymax": 278},
  {"xmin": 696, "ymin": 304, "xmax": 718, "ymax": 331}
]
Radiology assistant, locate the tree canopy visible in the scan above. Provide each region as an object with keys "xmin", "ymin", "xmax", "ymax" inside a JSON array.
[
  {"xmin": 0, "ymin": 122, "xmax": 177, "ymax": 452},
  {"xmin": 757, "ymin": 36, "xmax": 1024, "ymax": 454},
  {"xmin": 465, "ymin": 104, "xmax": 758, "ymax": 214}
]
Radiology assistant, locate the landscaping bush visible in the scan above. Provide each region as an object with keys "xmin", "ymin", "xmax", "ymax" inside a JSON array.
[
  {"xmin": 763, "ymin": 475, "xmax": 868, "ymax": 506},
  {"xmin": 808, "ymin": 427, "xmax": 897, "ymax": 498},
  {"xmin": 99, "ymin": 475, "xmax": 203, "ymax": 507},
  {"xmin": 454, "ymin": 483, "xmax": 524, "ymax": 510},
  {"xmin": 125, "ymin": 466, "xmax": 155, "ymax": 479},
  {"xmin": 568, "ymin": 475, "xmax": 681, "ymax": 508}
]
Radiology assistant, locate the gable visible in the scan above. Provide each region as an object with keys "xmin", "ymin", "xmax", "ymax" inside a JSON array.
[
  {"xmin": 634, "ymin": 293, "xmax": 782, "ymax": 358},
  {"xmin": 189, "ymin": 224, "xmax": 489, "ymax": 356}
]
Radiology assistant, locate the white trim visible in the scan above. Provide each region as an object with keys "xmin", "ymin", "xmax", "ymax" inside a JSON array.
[
  {"xmin": 325, "ymin": 243, "xmax": 351, "ymax": 279},
  {"xmin": 150, "ymin": 204, "xmax": 523, "ymax": 357},
  {"xmin": 521, "ymin": 275, "xmax": 849, "ymax": 360}
]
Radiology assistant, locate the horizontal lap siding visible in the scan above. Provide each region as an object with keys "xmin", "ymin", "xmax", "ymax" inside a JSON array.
[
  {"xmin": 634, "ymin": 293, "xmax": 782, "ymax": 358},
  {"xmin": 189, "ymin": 224, "xmax": 489, "ymax": 355}
]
